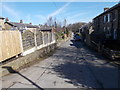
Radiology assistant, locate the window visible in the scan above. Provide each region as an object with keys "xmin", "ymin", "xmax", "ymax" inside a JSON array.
[
  {"xmin": 104, "ymin": 15, "xmax": 108, "ymax": 23},
  {"xmin": 106, "ymin": 15, "xmax": 108, "ymax": 22},
  {"xmin": 108, "ymin": 14, "xmax": 110, "ymax": 22},
  {"xmin": 104, "ymin": 14, "xmax": 111, "ymax": 23},
  {"xmin": 104, "ymin": 15, "xmax": 106, "ymax": 23}
]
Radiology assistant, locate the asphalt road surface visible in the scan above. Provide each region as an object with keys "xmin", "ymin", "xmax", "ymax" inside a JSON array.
[{"xmin": 1, "ymin": 39, "xmax": 120, "ymax": 89}]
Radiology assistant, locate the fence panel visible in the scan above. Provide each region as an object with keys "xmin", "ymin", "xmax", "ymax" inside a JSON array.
[
  {"xmin": 43, "ymin": 32, "xmax": 48, "ymax": 45},
  {"xmin": 0, "ymin": 30, "xmax": 56, "ymax": 61},
  {"xmin": 22, "ymin": 30, "xmax": 35, "ymax": 51},
  {"xmin": 36, "ymin": 31, "xmax": 43, "ymax": 46},
  {"xmin": 0, "ymin": 30, "xmax": 22, "ymax": 62},
  {"xmin": 52, "ymin": 32, "xmax": 56, "ymax": 41},
  {"xmin": 48, "ymin": 32, "xmax": 52, "ymax": 43},
  {"xmin": 0, "ymin": 32, "xmax": 2, "ymax": 61}
]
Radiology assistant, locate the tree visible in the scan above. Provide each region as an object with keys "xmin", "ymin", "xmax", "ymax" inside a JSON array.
[
  {"xmin": 47, "ymin": 17, "xmax": 53, "ymax": 27},
  {"xmin": 63, "ymin": 19, "xmax": 67, "ymax": 27},
  {"xmin": 44, "ymin": 23, "xmax": 47, "ymax": 27},
  {"xmin": 67, "ymin": 22, "xmax": 86, "ymax": 32},
  {"xmin": 57, "ymin": 21, "xmax": 62, "ymax": 28},
  {"xmin": 53, "ymin": 17, "xmax": 57, "ymax": 28},
  {"xmin": 54, "ymin": 21, "xmax": 57, "ymax": 28}
]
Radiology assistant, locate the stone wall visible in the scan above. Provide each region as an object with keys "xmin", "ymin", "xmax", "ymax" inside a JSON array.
[{"xmin": 1, "ymin": 43, "xmax": 57, "ymax": 77}]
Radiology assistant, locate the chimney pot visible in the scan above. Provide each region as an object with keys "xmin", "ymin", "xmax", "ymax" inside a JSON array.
[
  {"xmin": 5, "ymin": 17, "xmax": 9, "ymax": 22},
  {"xmin": 20, "ymin": 20, "xmax": 23, "ymax": 23},
  {"xmin": 104, "ymin": 8, "xmax": 109, "ymax": 11}
]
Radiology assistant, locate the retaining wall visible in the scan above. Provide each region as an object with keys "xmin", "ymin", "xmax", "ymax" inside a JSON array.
[{"xmin": 1, "ymin": 43, "xmax": 57, "ymax": 77}]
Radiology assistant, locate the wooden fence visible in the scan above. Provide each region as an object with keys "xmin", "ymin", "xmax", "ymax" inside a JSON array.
[
  {"xmin": 0, "ymin": 30, "xmax": 22, "ymax": 62},
  {"xmin": 0, "ymin": 30, "xmax": 56, "ymax": 62}
]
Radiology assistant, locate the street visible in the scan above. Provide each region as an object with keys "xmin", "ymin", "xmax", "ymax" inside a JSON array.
[{"xmin": 1, "ymin": 39, "xmax": 120, "ymax": 89}]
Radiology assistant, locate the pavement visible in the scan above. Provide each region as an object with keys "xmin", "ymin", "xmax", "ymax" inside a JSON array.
[{"xmin": 1, "ymin": 39, "xmax": 120, "ymax": 89}]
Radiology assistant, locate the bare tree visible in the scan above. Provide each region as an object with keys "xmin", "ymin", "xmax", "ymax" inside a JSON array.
[
  {"xmin": 57, "ymin": 20, "xmax": 62, "ymax": 28},
  {"xmin": 47, "ymin": 17, "xmax": 53, "ymax": 27},
  {"xmin": 54, "ymin": 18, "xmax": 57, "ymax": 28},
  {"xmin": 44, "ymin": 23, "xmax": 47, "ymax": 27},
  {"xmin": 67, "ymin": 22, "xmax": 86, "ymax": 32},
  {"xmin": 63, "ymin": 19, "xmax": 67, "ymax": 27}
]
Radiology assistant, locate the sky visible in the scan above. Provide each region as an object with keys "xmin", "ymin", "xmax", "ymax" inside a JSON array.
[{"xmin": 1, "ymin": 2, "xmax": 118, "ymax": 25}]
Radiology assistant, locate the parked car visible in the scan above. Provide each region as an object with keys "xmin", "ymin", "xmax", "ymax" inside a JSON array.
[{"xmin": 74, "ymin": 34, "xmax": 81, "ymax": 41}]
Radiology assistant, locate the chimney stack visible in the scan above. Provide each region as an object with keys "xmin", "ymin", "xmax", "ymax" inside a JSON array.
[
  {"xmin": 20, "ymin": 20, "xmax": 23, "ymax": 23},
  {"xmin": 5, "ymin": 17, "xmax": 9, "ymax": 22},
  {"xmin": 104, "ymin": 7, "xmax": 109, "ymax": 11}
]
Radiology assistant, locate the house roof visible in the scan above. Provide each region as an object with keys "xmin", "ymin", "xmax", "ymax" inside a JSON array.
[
  {"xmin": 93, "ymin": 3, "xmax": 120, "ymax": 19},
  {"xmin": 40, "ymin": 29, "xmax": 52, "ymax": 32},
  {"xmin": 0, "ymin": 16, "xmax": 5, "ymax": 19},
  {"xmin": 5, "ymin": 22, "xmax": 39, "ymax": 28},
  {"xmin": 79, "ymin": 22, "xmax": 92, "ymax": 30},
  {"xmin": 39, "ymin": 26, "xmax": 53, "ymax": 31}
]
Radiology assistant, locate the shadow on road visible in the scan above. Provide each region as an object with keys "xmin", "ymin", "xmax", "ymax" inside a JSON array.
[
  {"xmin": 52, "ymin": 40, "xmax": 119, "ymax": 88},
  {"xmin": 2, "ymin": 66, "xmax": 44, "ymax": 90},
  {"xmin": 70, "ymin": 40, "xmax": 105, "ymax": 58}
]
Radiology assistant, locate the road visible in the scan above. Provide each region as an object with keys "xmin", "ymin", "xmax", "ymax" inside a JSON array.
[{"xmin": 1, "ymin": 39, "xmax": 120, "ymax": 89}]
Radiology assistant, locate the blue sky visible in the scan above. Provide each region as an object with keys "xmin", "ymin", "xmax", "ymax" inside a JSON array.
[{"xmin": 1, "ymin": 2, "xmax": 118, "ymax": 25}]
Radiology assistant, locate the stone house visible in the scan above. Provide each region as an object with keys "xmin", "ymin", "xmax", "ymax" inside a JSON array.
[
  {"xmin": 4, "ymin": 20, "xmax": 39, "ymax": 32},
  {"xmin": 79, "ymin": 22, "xmax": 94, "ymax": 46},
  {"xmin": 93, "ymin": 3, "xmax": 120, "ymax": 41}
]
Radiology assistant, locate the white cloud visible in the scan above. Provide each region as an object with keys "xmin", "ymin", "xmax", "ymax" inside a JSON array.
[
  {"xmin": 0, "ymin": 3, "xmax": 2, "ymax": 15},
  {"xmin": 34, "ymin": 14, "xmax": 48, "ymax": 24},
  {"xmin": 35, "ymin": 14, "xmax": 47, "ymax": 20},
  {"xmin": 66, "ymin": 12, "xmax": 88, "ymax": 24},
  {"xmin": 2, "ymin": 4, "xmax": 20, "ymax": 20},
  {"xmin": 26, "ymin": 15, "xmax": 31, "ymax": 21},
  {"xmin": 24, "ymin": 14, "xmax": 32, "ymax": 23},
  {"xmin": 47, "ymin": 2, "xmax": 70, "ymax": 18},
  {"xmin": 67, "ymin": 12, "xmax": 87, "ymax": 20}
]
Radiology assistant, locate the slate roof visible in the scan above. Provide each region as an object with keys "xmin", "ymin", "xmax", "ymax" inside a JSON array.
[
  {"xmin": 5, "ymin": 22, "xmax": 39, "ymax": 28},
  {"xmin": 93, "ymin": 3, "xmax": 120, "ymax": 19},
  {"xmin": 0, "ymin": 16, "xmax": 5, "ymax": 19},
  {"xmin": 39, "ymin": 26, "xmax": 52, "ymax": 31},
  {"xmin": 40, "ymin": 29, "xmax": 52, "ymax": 32}
]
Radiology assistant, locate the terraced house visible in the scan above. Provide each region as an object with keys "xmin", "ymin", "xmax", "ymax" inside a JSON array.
[
  {"xmin": 93, "ymin": 3, "xmax": 120, "ymax": 41},
  {"xmin": 5, "ymin": 20, "xmax": 39, "ymax": 32}
]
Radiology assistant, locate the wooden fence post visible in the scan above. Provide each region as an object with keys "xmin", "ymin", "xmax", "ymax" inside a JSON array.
[
  {"xmin": 19, "ymin": 31, "xmax": 24, "ymax": 56},
  {"xmin": 42, "ymin": 32, "xmax": 45, "ymax": 46},
  {"xmin": 34, "ymin": 29, "xmax": 37, "ymax": 48},
  {"xmin": 0, "ymin": 31, "xmax": 2, "ymax": 61}
]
